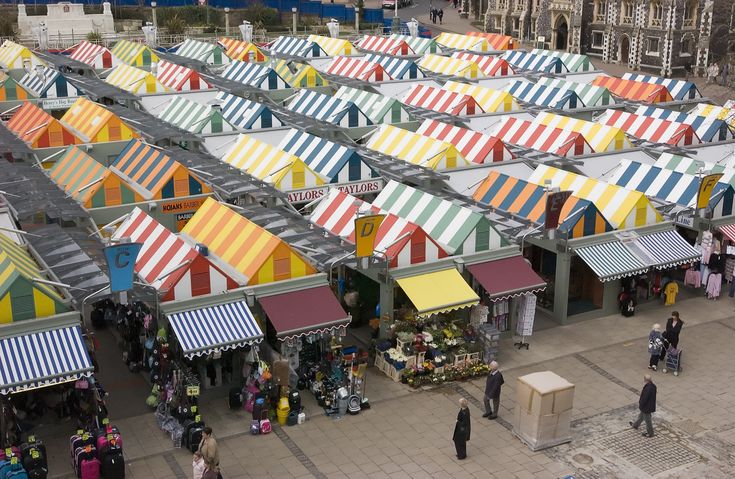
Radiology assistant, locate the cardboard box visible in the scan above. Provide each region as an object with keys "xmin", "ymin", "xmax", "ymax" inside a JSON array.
[{"xmin": 514, "ymin": 371, "xmax": 574, "ymax": 451}]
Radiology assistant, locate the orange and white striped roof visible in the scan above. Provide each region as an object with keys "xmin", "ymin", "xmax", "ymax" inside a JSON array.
[{"xmin": 416, "ymin": 119, "xmax": 514, "ymax": 164}]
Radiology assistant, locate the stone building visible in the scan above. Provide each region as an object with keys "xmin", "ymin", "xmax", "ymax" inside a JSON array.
[{"xmin": 480, "ymin": 0, "xmax": 733, "ymax": 76}]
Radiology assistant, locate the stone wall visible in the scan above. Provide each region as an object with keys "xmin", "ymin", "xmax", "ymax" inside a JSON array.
[{"xmin": 17, "ymin": 2, "xmax": 115, "ymax": 38}]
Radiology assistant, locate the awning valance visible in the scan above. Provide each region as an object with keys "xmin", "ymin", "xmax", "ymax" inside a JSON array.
[
  {"xmin": 168, "ymin": 300, "xmax": 263, "ymax": 359},
  {"xmin": 0, "ymin": 325, "xmax": 93, "ymax": 395},
  {"xmin": 467, "ymin": 256, "xmax": 546, "ymax": 301},
  {"xmin": 259, "ymin": 285, "xmax": 350, "ymax": 340},
  {"xmin": 396, "ymin": 268, "xmax": 480, "ymax": 317}
]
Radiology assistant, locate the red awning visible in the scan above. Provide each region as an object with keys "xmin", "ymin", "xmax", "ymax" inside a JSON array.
[
  {"xmin": 719, "ymin": 224, "xmax": 735, "ymax": 243},
  {"xmin": 467, "ymin": 256, "xmax": 546, "ymax": 301},
  {"xmin": 258, "ymin": 285, "xmax": 350, "ymax": 339}
]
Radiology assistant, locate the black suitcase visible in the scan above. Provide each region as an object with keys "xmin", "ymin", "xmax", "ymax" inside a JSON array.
[
  {"xmin": 228, "ymin": 387, "xmax": 242, "ymax": 409},
  {"xmin": 21, "ymin": 439, "xmax": 47, "ymax": 470},
  {"xmin": 188, "ymin": 426, "xmax": 204, "ymax": 454},
  {"xmin": 101, "ymin": 448, "xmax": 125, "ymax": 479},
  {"xmin": 27, "ymin": 467, "xmax": 48, "ymax": 479},
  {"xmin": 91, "ymin": 308, "xmax": 106, "ymax": 329}
]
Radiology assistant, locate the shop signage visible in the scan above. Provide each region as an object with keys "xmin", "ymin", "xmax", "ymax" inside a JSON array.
[
  {"xmin": 104, "ymin": 242, "xmax": 143, "ymax": 292},
  {"xmin": 160, "ymin": 198, "xmax": 207, "ymax": 214},
  {"xmin": 186, "ymin": 385, "xmax": 200, "ymax": 397},
  {"xmin": 176, "ymin": 212, "xmax": 195, "ymax": 231},
  {"xmin": 675, "ymin": 215, "xmax": 694, "ymax": 228},
  {"xmin": 287, "ymin": 179, "xmax": 384, "ymax": 204},
  {"xmin": 41, "ymin": 97, "xmax": 81, "ymax": 110}
]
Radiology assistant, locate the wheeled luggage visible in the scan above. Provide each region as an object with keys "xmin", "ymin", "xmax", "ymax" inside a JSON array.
[{"xmin": 101, "ymin": 450, "xmax": 125, "ymax": 479}]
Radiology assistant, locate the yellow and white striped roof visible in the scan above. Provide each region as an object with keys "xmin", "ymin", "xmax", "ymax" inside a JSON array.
[
  {"xmin": 417, "ymin": 54, "xmax": 483, "ymax": 79},
  {"xmin": 105, "ymin": 64, "xmax": 171, "ymax": 94},
  {"xmin": 434, "ymin": 33, "xmax": 489, "ymax": 52},
  {"xmin": 306, "ymin": 35, "xmax": 354, "ymax": 56},
  {"xmin": 688, "ymin": 103, "xmax": 735, "ymax": 128},
  {"xmin": 0, "ymin": 40, "xmax": 45, "ymax": 70},
  {"xmin": 534, "ymin": 111, "xmax": 633, "ymax": 152},
  {"xmin": 443, "ymin": 80, "xmax": 519, "ymax": 112},
  {"xmin": 528, "ymin": 165, "xmax": 662, "ymax": 229},
  {"xmin": 365, "ymin": 124, "xmax": 470, "ymax": 171}
]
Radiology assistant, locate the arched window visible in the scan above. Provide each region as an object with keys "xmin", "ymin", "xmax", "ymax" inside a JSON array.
[
  {"xmin": 649, "ymin": 0, "xmax": 663, "ymax": 27},
  {"xmin": 683, "ymin": 1, "xmax": 697, "ymax": 28},
  {"xmin": 594, "ymin": 0, "xmax": 608, "ymax": 23},
  {"xmin": 622, "ymin": 1, "xmax": 634, "ymax": 24}
]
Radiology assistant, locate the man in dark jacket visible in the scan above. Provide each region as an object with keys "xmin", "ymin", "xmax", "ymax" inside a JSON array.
[
  {"xmin": 630, "ymin": 375, "xmax": 657, "ymax": 437},
  {"xmin": 483, "ymin": 361, "xmax": 504, "ymax": 419}
]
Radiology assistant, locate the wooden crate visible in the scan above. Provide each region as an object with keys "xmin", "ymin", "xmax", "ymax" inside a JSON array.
[
  {"xmin": 388, "ymin": 365, "xmax": 401, "ymax": 382},
  {"xmin": 374, "ymin": 352, "xmax": 385, "ymax": 370},
  {"xmin": 453, "ymin": 353, "xmax": 468, "ymax": 365},
  {"xmin": 467, "ymin": 352, "xmax": 480, "ymax": 363}
]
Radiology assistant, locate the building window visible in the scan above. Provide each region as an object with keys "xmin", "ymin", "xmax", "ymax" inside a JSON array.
[
  {"xmin": 683, "ymin": 0, "xmax": 696, "ymax": 28},
  {"xmin": 514, "ymin": 17, "xmax": 520, "ymax": 31},
  {"xmin": 532, "ymin": 0, "xmax": 539, "ymax": 13},
  {"xmin": 649, "ymin": 0, "xmax": 663, "ymax": 27},
  {"xmin": 515, "ymin": 0, "xmax": 526, "ymax": 10},
  {"xmin": 681, "ymin": 36, "xmax": 694, "ymax": 56},
  {"xmin": 497, "ymin": 0, "xmax": 507, "ymax": 9},
  {"xmin": 592, "ymin": 31, "xmax": 604, "ymax": 48},
  {"xmin": 621, "ymin": 1, "xmax": 634, "ymax": 24},
  {"xmin": 593, "ymin": 0, "xmax": 608, "ymax": 23},
  {"xmin": 647, "ymin": 37, "xmax": 660, "ymax": 55}
]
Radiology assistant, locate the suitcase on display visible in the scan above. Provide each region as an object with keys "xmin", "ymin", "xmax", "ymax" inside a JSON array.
[
  {"xmin": 0, "ymin": 460, "xmax": 17, "ymax": 479},
  {"xmin": 188, "ymin": 425, "xmax": 204, "ymax": 454},
  {"xmin": 74, "ymin": 448, "xmax": 97, "ymax": 477},
  {"xmin": 228, "ymin": 387, "xmax": 242, "ymax": 409},
  {"xmin": 6, "ymin": 469, "xmax": 28, "ymax": 479},
  {"xmin": 0, "ymin": 448, "xmax": 21, "ymax": 461},
  {"xmin": 250, "ymin": 420, "xmax": 260, "ymax": 435},
  {"xmin": 70, "ymin": 434, "xmax": 94, "ymax": 458},
  {"xmin": 101, "ymin": 450, "xmax": 125, "ymax": 479},
  {"xmin": 21, "ymin": 439, "xmax": 47, "ymax": 471},
  {"xmin": 252, "ymin": 398, "xmax": 265, "ymax": 420},
  {"xmin": 96, "ymin": 434, "xmax": 122, "ymax": 459},
  {"xmin": 26, "ymin": 468, "xmax": 46, "ymax": 479},
  {"xmin": 80, "ymin": 458, "xmax": 100, "ymax": 479}
]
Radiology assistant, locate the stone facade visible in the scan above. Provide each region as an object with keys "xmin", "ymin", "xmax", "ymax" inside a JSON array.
[
  {"xmin": 484, "ymin": 0, "xmax": 733, "ymax": 76},
  {"xmin": 17, "ymin": 2, "xmax": 115, "ymax": 39}
]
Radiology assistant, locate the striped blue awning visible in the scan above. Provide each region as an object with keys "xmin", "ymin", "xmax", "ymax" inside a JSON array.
[
  {"xmin": 574, "ymin": 241, "xmax": 649, "ymax": 281},
  {"xmin": 0, "ymin": 326, "xmax": 93, "ymax": 395},
  {"xmin": 634, "ymin": 230, "xmax": 700, "ymax": 269},
  {"xmin": 168, "ymin": 300, "xmax": 263, "ymax": 358}
]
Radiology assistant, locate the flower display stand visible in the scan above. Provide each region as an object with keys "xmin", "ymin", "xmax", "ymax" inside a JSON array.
[
  {"xmin": 467, "ymin": 352, "xmax": 480, "ymax": 363},
  {"xmin": 452, "ymin": 353, "xmax": 468, "ymax": 365},
  {"xmin": 374, "ymin": 352, "xmax": 385, "ymax": 370}
]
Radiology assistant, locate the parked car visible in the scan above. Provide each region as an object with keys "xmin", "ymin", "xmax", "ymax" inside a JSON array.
[{"xmin": 383, "ymin": 0, "xmax": 410, "ymax": 9}]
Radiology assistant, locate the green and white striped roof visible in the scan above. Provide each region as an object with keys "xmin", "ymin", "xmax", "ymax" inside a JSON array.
[
  {"xmin": 158, "ymin": 96, "xmax": 238, "ymax": 134},
  {"xmin": 372, "ymin": 180, "xmax": 505, "ymax": 255},
  {"xmin": 174, "ymin": 39, "xmax": 230, "ymax": 66},
  {"xmin": 537, "ymin": 78, "xmax": 615, "ymax": 107},
  {"xmin": 653, "ymin": 152, "xmax": 735, "ymax": 185},
  {"xmin": 530, "ymin": 49, "xmax": 594, "ymax": 72},
  {"xmin": 333, "ymin": 86, "xmax": 412, "ymax": 124}
]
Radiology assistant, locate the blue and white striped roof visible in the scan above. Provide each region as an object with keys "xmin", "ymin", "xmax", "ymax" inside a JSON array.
[
  {"xmin": 500, "ymin": 51, "xmax": 569, "ymax": 73},
  {"xmin": 220, "ymin": 61, "xmax": 290, "ymax": 90},
  {"xmin": 278, "ymin": 128, "xmax": 378, "ymax": 183},
  {"xmin": 286, "ymin": 90, "xmax": 373, "ymax": 128},
  {"xmin": 364, "ymin": 53, "xmax": 425, "ymax": 79},
  {"xmin": 505, "ymin": 80, "xmax": 583, "ymax": 109},
  {"xmin": 0, "ymin": 325, "xmax": 93, "ymax": 394},
  {"xmin": 18, "ymin": 66, "xmax": 79, "ymax": 98},
  {"xmin": 168, "ymin": 300, "xmax": 263, "ymax": 358},
  {"xmin": 622, "ymin": 73, "xmax": 700, "ymax": 101},
  {"xmin": 634, "ymin": 105, "xmax": 735, "ymax": 142},
  {"xmin": 215, "ymin": 91, "xmax": 283, "ymax": 130},
  {"xmin": 268, "ymin": 36, "xmax": 328, "ymax": 57}
]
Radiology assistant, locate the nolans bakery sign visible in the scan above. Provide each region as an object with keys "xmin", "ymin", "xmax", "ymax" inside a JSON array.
[{"xmin": 287, "ymin": 179, "xmax": 384, "ymax": 204}]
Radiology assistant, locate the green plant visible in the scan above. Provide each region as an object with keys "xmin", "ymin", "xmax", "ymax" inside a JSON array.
[
  {"xmin": 86, "ymin": 31, "xmax": 103, "ymax": 43},
  {"xmin": 0, "ymin": 19, "xmax": 13, "ymax": 37},
  {"xmin": 166, "ymin": 14, "xmax": 186, "ymax": 35},
  {"xmin": 237, "ymin": 3, "xmax": 280, "ymax": 27}
]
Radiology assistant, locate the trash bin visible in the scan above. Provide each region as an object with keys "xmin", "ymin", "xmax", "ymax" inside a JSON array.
[
  {"xmin": 277, "ymin": 397, "xmax": 290, "ymax": 426},
  {"xmin": 336, "ymin": 387, "xmax": 349, "ymax": 416}
]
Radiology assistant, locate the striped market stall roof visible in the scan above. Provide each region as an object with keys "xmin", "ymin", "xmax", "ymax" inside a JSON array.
[
  {"xmin": 310, "ymin": 188, "xmax": 448, "ymax": 267},
  {"xmin": 112, "ymin": 207, "xmax": 238, "ymax": 301},
  {"xmin": 688, "ymin": 103, "xmax": 735, "ymax": 128},
  {"xmin": 500, "ymin": 50, "xmax": 568, "ymax": 73},
  {"xmin": 214, "ymin": 91, "xmax": 283, "ymax": 130},
  {"xmin": 158, "ymin": 96, "xmax": 239, "ymax": 134},
  {"xmin": 443, "ymin": 80, "xmax": 520, "ymax": 112},
  {"xmin": 173, "ymin": 38, "xmax": 230, "ymax": 66},
  {"xmin": 402, "ymin": 83, "xmax": 484, "ymax": 116},
  {"xmin": 7, "ymin": 102, "xmax": 80, "ymax": 148},
  {"xmin": 307, "ymin": 35, "xmax": 355, "ymax": 56},
  {"xmin": 573, "ymin": 240, "xmax": 649, "ymax": 281},
  {"xmin": 218, "ymin": 37, "xmax": 268, "ymax": 62},
  {"xmin": 0, "ymin": 234, "xmax": 67, "ymax": 322},
  {"xmin": 365, "ymin": 124, "xmax": 470, "ymax": 171},
  {"xmin": 156, "ymin": 60, "xmax": 212, "ymax": 91},
  {"xmin": 110, "ymin": 139, "xmax": 211, "ymax": 200},
  {"xmin": 219, "ymin": 134, "xmax": 327, "ymax": 191},
  {"xmin": 0, "ymin": 40, "xmax": 46, "ymax": 70},
  {"xmin": 363, "ymin": 53, "xmax": 425, "ymax": 79},
  {"xmin": 490, "ymin": 117, "xmax": 594, "ymax": 157},
  {"xmin": 334, "ymin": 86, "xmax": 412, "ymax": 124},
  {"xmin": 608, "ymin": 159, "xmax": 735, "ymax": 217},
  {"xmin": 529, "ymin": 49, "xmax": 595, "ymax": 72},
  {"xmin": 356, "ymin": 35, "xmax": 415, "ymax": 55},
  {"xmin": 451, "ymin": 52, "xmax": 514, "ymax": 77},
  {"xmin": 622, "ymin": 73, "xmax": 700, "ymax": 101},
  {"xmin": 417, "ymin": 53, "xmax": 483, "ymax": 79},
  {"xmin": 653, "ymin": 152, "xmax": 735, "ymax": 182},
  {"xmin": 221, "ymin": 61, "xmax": 290, "ymax": 90},
  {"xmin": 110, "ymin": 40, "xmax": 159, "ymax": 67},
  {"xmin": 592, "ymin": 75, "xmax": 673, "ymax": 103},
  {"xmin": 528, "ymin": 165, "xmax": 662, "ymax": 229},
  {"xmin": 534, "ymin": 111, "xmax": 633, "ymax": 152},
  {"xmin": 48, "ymin": 145, "xmax": 141, "ymax": 208},
  {"xmin": 597, "ymin": 109, "xmax": 701, "ymax": 146},
  {"xmin": 60, "ymin": 97, "xmax": 138, "ymax": 143},
  {"xmin": 69, "ymin": 41, "xmax": 121, "ymax": 69},
  {"xmin": 373, "ymin": 180, "xmax": 505, "ymax": 254},
  {"xmin": 325, "ymin": 56, "xmax": 393, "ymax": 82},
  {"xmin": 18, "ymin": 66, "xmax": 79, "ymax": 99},
  {"xmin": 726, "ymin": 100, "xmax": 735, "ymax": 109},
  {"xmin": 537, "ymin": 78, "xmax": 615, "ymax": 107},
  {"xmin": 634, "ymin": 105, "xmax": 734, "ymax": 143},
  {"xmin": 388, "ymin": 34, "xmax": 440, "ymax": 54},
  {"xmin": 466, "ymin": 32, "xmax": 516, "ymax": 50},
  {"xmin": 505, "ymin": 79, "xmax": 584, "ymax": 109},
  {"xmin": 278, "ymin": 128, "xmax": 379, "ymax": 184},
  {"xmin": 105, "ymin": 63, "xmax": 171, "ymax": 95},
  {"xmin": 0, "ymin": 71, "xmax": 31, "ymax": 101},
  {"xmin": 273, "ymin": 59, "xmax": 327, "ymax": 87},
  {"xmin": 416, "ymin": 119, "xmax": 514, "ymax": 164},
  {"xmin": 435, "ymin": 32, "xmax": 489, "ymax": 52},
  {"xmin": 267, "ymin": 36, "xmax": 328, "ymax": 57},
  {"xmin": 181, "ymin": 197, "xmax": 317, "ymax": 285},
  {"xmin": 286, "ymin": 90, "xmax": 372, "ymax": 127},
  {"xmin": 472, "ymin": 171, "xmax": 614, "ymax": 238}
]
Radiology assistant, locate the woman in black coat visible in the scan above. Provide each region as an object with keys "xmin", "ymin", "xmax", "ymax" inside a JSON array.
[
  {"xmin": 453, "ymin": 398, "xmax": 471, "ymax": 459},
  {"xmin": 665, "ymin": 311, "xmax": 684, "ymax": 348}
]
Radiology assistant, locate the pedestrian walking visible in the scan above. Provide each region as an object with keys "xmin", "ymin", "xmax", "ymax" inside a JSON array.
[
  {"xmin": 430, "ymin": 8, "xmax": 436, "ymax": 23},
  {"xmin": 664, "ymin": 311, "xmax": 683, "ymax": 349},
  {"xmin": 483, "ymin": 361, "xmax": 504, "ymax": 419},
  {"xmin": 197, "ymin": 427, "xmax": 220, "ymax": 469},
  {"xmin": 630, "ymin": 374, "xmax": 657, "ymax": 437},
  {"xmin": 707, "ymin": 63, "xmax": 719, "ymax": 84},
  {"xmin": 452, "ymin": 0, "xmax": 458, "ymax": 8},
  {"xmin": 647, "ymin": 324, "xmax": 664, "ymax": 371},
  {"xmin": 452, "ymin": 398, "xmax": 471, "ymax": 459},
  {"xmin": 438, "ymin": 8, "xmax": 444, "ymax": 24},
  {"xmin": 722, "ymin": 62, "xmax": 730, "ymax": 86}
]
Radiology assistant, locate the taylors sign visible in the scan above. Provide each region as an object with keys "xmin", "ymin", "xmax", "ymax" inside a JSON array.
[{"xmin": 287, "ymin": 179, "xmax": 384, "ymax": 204}]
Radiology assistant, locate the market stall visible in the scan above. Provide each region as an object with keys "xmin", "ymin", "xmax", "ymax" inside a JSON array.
[
  {"xmin": 59, "ymin": 97, "xmax": 139, "ymax": 143},
  {"xmin": 273, "ymin": 59, "xmax": 327, "ymax": 88},
  {"xmin": 417, "ymin": 54, "xmax": 483, "ymax": 80},
  {"xmin": 218, "ymin": 37, "xmax": 268, "ymax": 63},
  {"xmin": 633, "ymin": 106, "xmax": 734, "ymax": 143},
  {"xmin": 105, "ymin": 63, "xmax": 171, "ymax": 95},
  {"xmin": 452, "ymin": 52, "xmax": 514, "ymax": 77},
  {"xmin": 0, "ymin": 71, "xmax": 30, "ymax": 101},
  {"xmin": 538, "ymin": 78, "xmax": 615, "ymax": 107},
  {"xmin": 110, "ymin": 40, "xmax": 159, "ymax": 67},
  {"xmin": 267, "ymin": 36, "xmax": 328, "ymax": 58},
  {"xmin": 214, "ymin": 92, "xmax": 283, "ymax": 130},
  {"xmin": 388, "ymin": 34, "xmax": 440, "ymax": 55},
  {"xmin": 490, "ymin": 117, "xmax": 594, "ymax": 157},
  {"xmin": 364, "ymin": 54, "xmax": 425, "ymax": 80},
  {"xmin": 435, "ymin": 32, "xmax": 490, "ymax": 52},
  {"xmin": 157, "ymin": 96, "xmax": 239, "ymax": 134},
  {"xmin": 416, "ymin": 119, "xmax": 514, "ymax": 164},
  {"xmin": 6, "ymin": 102, "xmax": 80, "ymax": 148},
  {"xmin": 307, "ymin": 35, "xmax": 354, "ymax": 56},
  {"xmin": 18, "ymin": 66, "xmax": 79, "ymax": 99},
  {"xmin": 156, "ymin": 60, "xmax": 212, "ymax": 92},
  {"xmin": 325, "ymin": 56, "xmax": 393, "ymax": 82},
  {"xmin": 533, "ymin": 112, "xmax": 634, "ymax": 152},
  {"xmin": 69, "ymin": 40, "xmax": 122, "ymax": 70},
  {"xmin": 0, "ymin": 40, "xmax": 45, "ymax": 70},
  {"xmin": 334, "ymin": 86, "xmax": 412, "ymax": 124},
  {"xmin": 529, "ymin": 49, "xmax": 594, "ymax": 72},
  {"xmin": 401, "ymin": 84, "xmax": 483, "ymax": 116},
  {"xmin": 596, "ymin": 109, "xmax": 701, "ymax": 146},
  {"xmin": 621, "ymin": 73, "xmax": 701, "ymax": 101},
  {"xmin": 505, "ymin": 80, "xmax": 584, "ymax": 110},
  {"xmin": 172, "ymin": 38, "xmax": 231, "ymax": 67},
  {"xmin": 591, "ymin": 76, "xmax": 673, "ymax": 104},
  {"xmin": 442, "ymin": 80, "xmax": 520, "ymax": 113},
  {"xmin": 500, "ymin": 51, "xmax": 569, "ymax": 74},
  {"xmin": 220, "ymin": 61, "xmax": 291, "ymax": 90},
  {"xmin": 286, "ymin": 90, "xmax": 372, "ymax": 128},
  {"xmin": 355, "ymin": 35, "xmax": 415, "ymax": 56}
]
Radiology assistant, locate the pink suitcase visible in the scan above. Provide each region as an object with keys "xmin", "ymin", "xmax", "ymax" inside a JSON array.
[
  {"xmin": 96, "ymin": 434, "xmax": 123, "ymax": 457},
  {"xmin": 80, "ymin": 458, "xmax": 100, "ymax": 479}
]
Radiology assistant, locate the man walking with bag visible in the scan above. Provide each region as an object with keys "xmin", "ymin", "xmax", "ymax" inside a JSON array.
[
  {"xmin": 630, "ymin": 375, "xmax": 657, "ymax": 438},
  {"xmin": 483, "ymin": 361, "xmax": 504, "ymax": 419}
]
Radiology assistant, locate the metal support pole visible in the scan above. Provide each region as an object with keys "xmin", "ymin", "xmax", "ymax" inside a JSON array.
[{"xmin": 225, "ymin": 7, "xmax": 230, "ymax": 36}]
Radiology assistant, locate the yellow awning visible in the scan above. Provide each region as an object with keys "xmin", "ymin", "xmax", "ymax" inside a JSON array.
[{"xmin": 396, "ymin": 268, "xmax": 479, "ymax": 317}]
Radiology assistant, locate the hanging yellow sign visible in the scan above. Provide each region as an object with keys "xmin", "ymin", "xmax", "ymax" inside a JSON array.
[
  {"xmin": 697, "ymin": 173, "xmax": 724, "ymax": 209},
  {"xmin": 354, "ymin": 214, "xmax": 385, "ymax": 258}
]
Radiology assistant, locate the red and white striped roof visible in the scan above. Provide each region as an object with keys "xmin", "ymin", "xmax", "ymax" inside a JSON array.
[
  {"xmin": 70, "ymin": 41, "xmax": 120, "ymax": 69},
  {"xmin": 402, "ymin": 84, "xmax": 484, "ymax": 116},
  {"xmin": 451, "ymin": 52, "xmax": 514, "ymax": 77},
  {"xmin": 112, "ymin": 207, "xmax": 238, "ymax": 301},
  {"xmin": 416, "ymin": 119, "xmax": 514, "ymax": 164},
  {"xmin": 325, "ymin": 56, "xmax": 393, "ymax": 82},
  {"xmin": 156, "ymin": 60, "xmax": 212, "ymax": 91},
  {"xmin": 310, "ymin": 189, "xmax": 448, "ymax": 268},
  {"xmin": 598, "ymin": 109, "xmax": 702, "ymax": 146},
  {"xmin": 356, "ymin": 35, "xmax": 415, "ymax": 55},
  {"xmin": 491, "ymin": 117, "xmax": 594, "ymax": 156}
]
